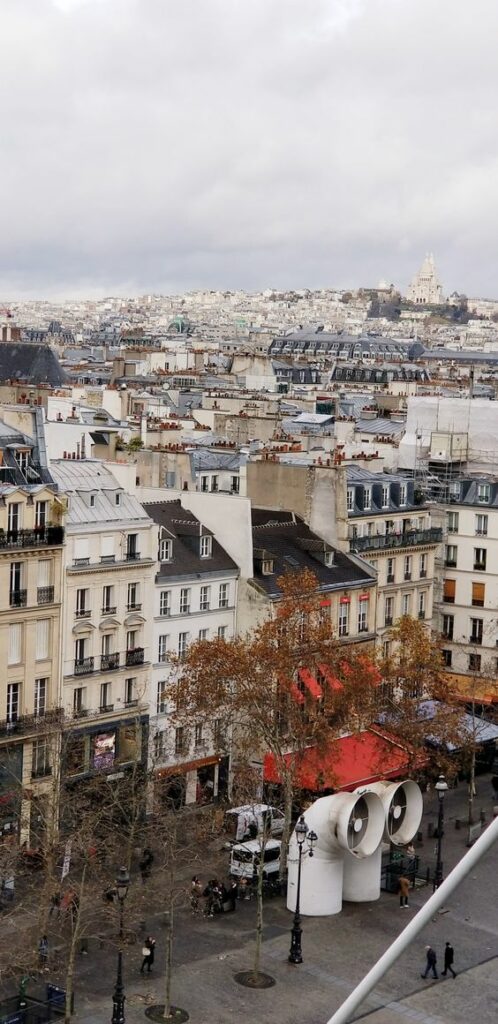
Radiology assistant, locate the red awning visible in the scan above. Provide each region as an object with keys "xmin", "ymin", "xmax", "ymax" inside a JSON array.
[
  {"xmin": 263, "ymin": 729, "xmax": 423, "ymax": 792},
  {"xmin": 297, "ymin": 668, "xmax": 323, "ymax": 699},
  {"xmin": 290, "ymin": 682, "xmax": 305, "ymax": 705},
  {"xmin": 317, "ymin": 664, "xmax": 343, "ymax": 692}
]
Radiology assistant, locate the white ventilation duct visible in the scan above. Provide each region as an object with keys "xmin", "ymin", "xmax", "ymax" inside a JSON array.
[
  {"xmin": 342, "ymin": 780, "xmax": 423, "ymax": 903},
  {"xmin": 287, "ymin": 791, "xmax": 385, "ymax": 916}
]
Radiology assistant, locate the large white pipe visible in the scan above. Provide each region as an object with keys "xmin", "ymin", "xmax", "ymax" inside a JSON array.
[
  {"xmin": 343, "ymin": 780, "xmax": 423, "ymax": 903},
  {"xmin": 326, "ymin": 814, "xmax": 498, "ymax": 1024},
  {"xmin": 287, "ymin": 791, "xmax": 385, "ymax": 916}
]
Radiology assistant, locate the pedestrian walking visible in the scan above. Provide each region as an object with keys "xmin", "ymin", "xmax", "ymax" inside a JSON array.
[
  {"xmin": 441, "ymin": 941, "xmax": 457, "ymax": 978},
  {"xmin": 190, "ymin": 876, "xmax": 202, "ymax": 915},
  {"xmin": 38, "ymin": 935, "xmax": 49, "ymax": 970},
  {"xmin": 227, "ymin": 879, "xmax": 238, "ymax": 912},
  {"xmin": 421, "ymin": 945, "xmax": 438, "ymax": 979},
  {"xmin": 398, "ymin": 875, "xmax": 410, "ymax": 908},
  {"xmin": 139, "ymin": 848, "xmax": 154, "ymax": 883},
  {"xmin": 49, "ymin": 891, "xmax": 60, "ymax": 918},
  {"xmin": 140, "ymin": 936, "xmax": 155, "ymax": 974}
]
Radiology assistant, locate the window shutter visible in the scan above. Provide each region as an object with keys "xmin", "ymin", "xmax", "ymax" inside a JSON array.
[
  {"xmin": 472, "ymin": 582, "xmax": 485, "ymax": 604},
  {"xmin": 74, "ymin": 537, "xmax": 89, "ymax": 560},
  {"xmin": 37, "ymin": 560, "xmax": 51, "ymax": 587},
  {"xmin": 443, "ymin": 579, "xmax": 456, "ymax": 601},
  {"xmin": 8, "ymin": 623, "xmax": 22, "ymax": 665},
  {"xmin": 101, "ymin": 535, "xmax": 115, "ymax": 558},
  {"xmin": 36, "ymin": 619, "xmax": 50, "ymax": 660}
]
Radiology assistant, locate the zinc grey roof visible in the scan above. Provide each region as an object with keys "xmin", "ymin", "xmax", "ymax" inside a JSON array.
[
  {"xmin": 144, "ymin": 500, "xmax": 238, "ymax": 580},
  {"xmin": 355, "ymin": 416, "xmax": 405, "ymax": 436},
  {"xmin": 0, "ymin": 342, "xmax": 68, "ymax": 386},
  {"xmin": 191, "ymin": 449, "xmax": 242, "ymax": 472},
  {"xmin": 49, "ymin": 460, "xmax": 151, "ymax": 525}
]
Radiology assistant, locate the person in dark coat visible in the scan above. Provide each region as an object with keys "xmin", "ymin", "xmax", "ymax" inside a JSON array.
[
  {"xmin": 140, "ymin": 936, "xmax": 156, "ymax": 974},
  {"xmin": 441, "ymin": 941, "xmax": 457, "ymax": 978},
  {"xmin": 421, "ymin": 945, "xmax": 438, "ymax": 979},
  {"xmin": 139, "ymin": 848, "xmax": 154, "ymax": 882}
]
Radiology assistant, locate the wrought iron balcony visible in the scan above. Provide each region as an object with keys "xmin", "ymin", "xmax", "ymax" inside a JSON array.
[
  {"xmin": 75, "ymin": 609, "xmax": 91, "ymax": 619},
  {"xmin": 0, "ymin": 707, "xmax": 63, "ymax": 739},
  {"xmin": 37, "ymin": 586, "xmax": 55, "ymax": 605},
  {"xmin": 0, "ymin": 526, "xmax": 64, "ymax": 550},
  {"xmin": 101, "ymin": 606, "xmax": 117, "ymax": 616},
  {"xmin": 10, "ymin": 589, "xmax": 27, "ymax": 608},
  {"xmin": 101, "ymin": 652, "xmax": 120, "ymax": 671},
  {"xmin": 350, "ymin": 527, "xmax": 442, "ymax": 554},
  {"xmin": 74, "ymin": 657, "xmax": 94, "ymax": 676},
  {"xmin": 125, "ymin": 551, "xmax": 141, "ymax": 561},
  {"xmin": 125, "ymin": 647, "xmax": 144, "ymax": 667}
]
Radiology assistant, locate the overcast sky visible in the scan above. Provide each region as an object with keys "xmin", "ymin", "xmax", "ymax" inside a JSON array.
[{"xmin": 1, "ymin": 0, "xmax": 497, "ymax": 299}]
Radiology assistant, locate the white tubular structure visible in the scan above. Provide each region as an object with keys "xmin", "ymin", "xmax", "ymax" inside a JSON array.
[
  {"xmin": 343, "ymin": 780, "xmax": 423, "ymax": 903},
  {"xmin": 287, "ymin": 792, "xmax": 385, "ymax": 916},
  {"xmin": 327, "ymin": 814, "xmax": 498, "ymax": 1024}
]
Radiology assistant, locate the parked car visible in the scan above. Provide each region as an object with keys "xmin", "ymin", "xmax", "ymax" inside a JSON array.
[
  {"xmin": 229, "ymin": 838, "xmax": 281, "ymax": 880},
  {"xmin": 224, "ymin": 804, "xmax": 285, "ymax": 844}
]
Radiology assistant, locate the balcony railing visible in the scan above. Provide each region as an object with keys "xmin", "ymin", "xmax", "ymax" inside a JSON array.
[
  {"xmin": 0, "ymin": 707, "xmax": 63, "ymax": 739},
  {"xmin": 37, "ymin": 586, "xmax": 55, "ymax": 605},
  {"xmin": 469, "ymin": 635, "xmax": 483, "ymax": 645},
  {"xmin": 127, "ymin": 603, "xmax": 142, "ymax": 612},
  {"xmin": 386, "ymin": 574, "xmax": 395, "ymax": 584},
  {"xmin": 101, "ymin": 652, "xmax": 119, "ymax": 671},
  {"xmin": 125, "ymin": 551, "xmax": 141, "ymax": 561},
  {"xmin": 101, "ymin": 606, "xmax": 117, "ymax": 616},
  {"xmin": 125, "ymin": 647, "xmax": 144, "ymax": 667},
  {"xmin": 10, "ymin": 589, "xmax": 27, "ymax": 608},
  {"xmin": 75, "ymin": 609, "xmax": 91, "ymax": 619},
  {"xmin": 99, "ymin": 704, "xmax": 115, "ymax": 713},
  {"xmin": 74, "ymin": 657, "xmax": 94, "ymax": 676},
  {"xmin": 0, "ymin": 526, "xmax": 64, "ymax": 550},
  {"xmin": 350, "ymin": 527, "xmax": 443, "ymax": 554}
]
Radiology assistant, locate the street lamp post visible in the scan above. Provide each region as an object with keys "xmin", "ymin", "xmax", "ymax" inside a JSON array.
[
  {"xmin": 288, "ymin": 816, "xmax": 318, "ymax": 965},
  {"xmin": 433, "ymin": 775, "xmax": 448, "ymax": 891},
  {"xmin": 111, "ymin": 867, "xmax": 130, "ymax": 1024}
]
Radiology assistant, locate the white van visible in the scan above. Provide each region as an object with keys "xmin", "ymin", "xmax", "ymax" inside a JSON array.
[
  {"xmin": 224, "ymin": 804, "xmax": 285, "ymax": 844},
  {"xmin": 229, "ymin": 838, "xmax": 281, "ymax": 880}
]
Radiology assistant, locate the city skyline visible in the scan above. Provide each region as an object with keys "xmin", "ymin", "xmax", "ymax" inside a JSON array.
[{"xmin": 1, "ymin": 0, "xmax": 498, "ymax": 299}]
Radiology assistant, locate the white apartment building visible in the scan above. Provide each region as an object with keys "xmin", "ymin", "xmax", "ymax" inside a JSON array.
[
  {"xmin": 346, "ymin": 468, "xmax": 442, "ymax": 650},
  {"xmin": 438, "ymin": 476, "xmax": 498, "ymax": 705},
  {"xmin": 143, "ymin": 500, "xmax": 239, "ymax": 808},
  {"xmin": 49, "ymin": 459, "xmax": 156, "ymax": 784}
]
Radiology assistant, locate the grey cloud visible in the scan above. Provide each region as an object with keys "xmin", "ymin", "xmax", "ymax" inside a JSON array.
[{"xmin": 1, "ymin": 0, "xmax": 497, "ymax": 298}]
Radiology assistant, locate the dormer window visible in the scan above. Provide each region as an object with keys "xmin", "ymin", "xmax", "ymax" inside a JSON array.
[
  {"xmin": 477, "ymin": 483, "xmax": 490, "ymax": 503},
  {"xmin": 262, "ymin": 559, "xmax": 274, "ymax": 575},
  {"xmin": 324, "ymin": 551, "xmax": 334, "ymax": 567},
  {"xmin": 159, "ymin": 538, "xmax": 173, "ymax": 562},
  {"xmin": 90, "ymin": 494, "xmax": 96, "ymax": 508},
  {"xmin": 399, "ymin": 484, "xmax": 407, "ymax": 506},
  {"xmin": 347, "ymin": 489, "xmax": 354, "ymax": 512},
  {"xmin": 363, "ymin": 488, "xmax": 371, "ymax": 511},
  {"xmin": 115, "ymin": 493, "xmax": 121, "ymax": 506},
  {"xmin": 200, "ymin": 535, "xmax": 212, "ymax": 558},
  {"xmin": 381, "ymin": 485, "xmax": 390, "ymax": 508},
  {"xmin": 16, "ymin": 449, "xmax": 30, "ymax": 474}
]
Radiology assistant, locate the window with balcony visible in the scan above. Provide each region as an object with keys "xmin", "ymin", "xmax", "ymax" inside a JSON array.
[
  {"xmin": 474, "ymin": 547, "xmax": 487, "ymax": 571},
  {"xmin": 200, "ymin": 476, "xmax": 209, "ymax": 492},
  {"xmin": 200, "ymin": 535, "xmax": 212, "ymax": 558},
  {"xmin": 7, "ymin": 502, "xmax": 21, "ymax": 536},
  {"xmin": 159, "ymin": 538, "xmax": 172, "ymax": 562},
  {"xmin": 472, "ymin": 582, "xmax": 485, "ymax": 608},
  {"xmin": 358, "ymin": 603, "xmax": 368, "ymax": 633},
  {"xmin": 470, "ymin": 617, "xmax": 483, "ymax": 645},
  {"xmin": 442, "ymin": 614, "xmax": 454, "ymax": 640},
  {"xmin": 8, "ymin": 622, "xmax": 22, "ymax": 666},
  {"xmin": 347, "ymin": 489, "xmax": 354, "ymax": 512},
  {"xmin": 35, "ymin": 500, "xmax": 48, "ymax": 529},
  {"xmin": 445, "ymin": 545, "xmax": 458, "ymax": 568},
  {"xmin": 218, "ymin": 583, "xmax": 229, "ymax": 609},
  {"xmin": 9, "ymin": 561, "xmax": 26, "ymax": 607},
  {"xmin": 384, "ymin": 596, "xmax": 394, "ymax": 627},
  {"xmin": 442, "ymin": 649, "xmax": 452, "ymax": 668},
  {"xmin": 32, "ymin": 738, "xmax": 50, "ymax": 778},
  {"xmin": 127, "ymin": 582, "xmax": 140, "ymax": 611},
  {"xmin": 102, "ymin": 585, "xmax": 115, "ymax": 615},
  {"xmin": 100, "ymin": 682, "xmax": 112, "ymax": 711},
  {"xmin": 159, "ymin": 590, "xmax": 171, "ymax": 616},
  {"xmin": 404, "ymin": 555, "xmax": 412, "ymax": 580},
  {"xmin": 178, "ymin": 632, "xmax": 189, "ymax": 658},
  {"xmin": 73, "ymin": 686, "xmax": 86, "ymax": 715},
  {"xmin": 100, "ymin": 535, "xmax": 115, "ymax": 563},
  {"xmin": 475, "ymin": 514, "xmax": 488, "ymax": 537},
  {"xmin": 7, "ymin": 682, "xmax": 20, "ymax": 724},
  {"xmin": 76, "ymin": 588, "xmax": 90, "ymax": 618},
  {"xmin": 469, "ymin": 652, "xmax": 481, "ymax": 672},
  {"xmin": 158, "ymin": 635, "xmax": 169, "ymax": 663},
  {"xmin": 447, "ymin": 511, "xmax": 459, "ymax": 533},
  {"xmin": 419, "ymin": 553, "xmax": 427, "ymax": 579},
  {"xmin": 37, "ymin": 559, "xmax": 53, "ymax": 604},
  {"xmin": 180, "ymin": 588, "xmax": 191, "ymax": 614},
  {"xmin": 338, "ymin": 600, "xmax": 349, "ymax": 637},
  {"xmin": 231, "ymin": 476, "xmax": 240, "ymax": 494},
  {"xmin": 386, "ymin": 557, "xmax": 395, "ymax": 584},
  {"xmin": 477, "ymin": 483, "xmax": 490, "ymax": 503},
  {"xmin": 157, "ymin": 680, "xmax": 167, "ymax": 714},
  {"xmin": 418, "ymin": 591, "xmax": 426, "ymax": 619},
  {"xmin": 443, "ymin": 579, "xmax": 456, "ymax": 603},
  {"xmin": 126, "ymin": 534, "xmax": 139, "ymax": 560},
  {"xmin": 34, "ymin": 677, "xmax": 47, "ymax": 717},
  {"xmin": 74, "ymin": 637, "xmax": 93, "ymax": 675},
  {"xmin": 200, "ymin": 585, "xmax": 210, "ymax": 612}
]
